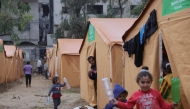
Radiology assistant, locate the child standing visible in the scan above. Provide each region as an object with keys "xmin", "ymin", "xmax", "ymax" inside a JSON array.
[
  {"xmin": 160, "ymin": 61, "xmax": 173, "ymax": 102},
  {"xmin": 111, "ymin": 67, "xmax": 177, "ymax": 109},
  {"xmin": 104, "ymin": 84, "xmax": 132, "ymax": 109},
  {"xmin": 48, "ymin": 76, "xmax": 66, "ymax": 109},
  {"xmin": 160, "ymin": 62, "xmax": 183, "ymax": 109}
]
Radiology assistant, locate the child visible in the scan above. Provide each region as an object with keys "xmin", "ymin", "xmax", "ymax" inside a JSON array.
[
  {"xmin": 48, "ymin": 76, "xmax": 66, "ymax": 109},
  {"xmin": 160, "ymin": 61, "xmax": 173, "ymax": 102},
  {"xmin": 160, "ymin": 62, "xmax": 183, "ymax": 109},
  {"xmin": 104, "ymin": 84, "xmax": 131, "ymax": 109},
  {"xmin": 111, "ymin": 66, "xmax": 178, "ymax": 109}
]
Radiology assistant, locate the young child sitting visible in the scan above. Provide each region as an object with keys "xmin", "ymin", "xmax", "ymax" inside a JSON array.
[{"xmin": 104, "ymin": 84, "xmax": 131, "ymax": 109}]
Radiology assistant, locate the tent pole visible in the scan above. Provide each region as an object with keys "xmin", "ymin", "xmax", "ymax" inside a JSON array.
[
  {"xmin": 122, "ymin": 43, "xmax": 125, "ymax": 87},
  {"xmin": 109, "ymin": 46, "xmax": 113, "ymax": 87},
  {"xmin": 159, "ymin": 29, "xmax": 163, "ymax": 78}
]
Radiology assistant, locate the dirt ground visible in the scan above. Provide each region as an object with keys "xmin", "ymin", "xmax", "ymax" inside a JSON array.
[{"xmin": 0, "ymin": 74, "xmax": 89, "ymax": 109}]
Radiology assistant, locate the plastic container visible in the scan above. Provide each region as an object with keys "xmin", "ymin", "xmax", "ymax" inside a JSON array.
[
  {"xmin": 46, "ymin": 96, "xmax": 50, "ymax": 105},
  {"xmin": 102, "ymin": 78, "xmax": 114, "ymax": 100},
  {"xmin": 63, "ymin": 77, "xmax": 71, "ymax": 89}
]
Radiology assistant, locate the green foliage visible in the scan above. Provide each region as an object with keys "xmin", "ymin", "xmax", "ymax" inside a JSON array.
[
  {"xmin": 131, "ymin": 0, "xmax": 149, "ymax": 16},
  {"xmin": 53, "ymin": 0, "xmax": 96, "ymax": 40},
  {"xmin": 0, "ymin": 0, "xmax": 32, "ymax": 45},
  {"xmin": 54, "ymin": 0, "xmax": 128, "ymax": 40}
]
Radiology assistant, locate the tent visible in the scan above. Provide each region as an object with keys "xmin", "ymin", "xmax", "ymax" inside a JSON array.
[
  {"xmin": 0, "ymin": 39, "xmax": 6, "ymax": 84},
  {"xmin": 49, "ymin": 44, "xmax": 57, "ymax": 79},
  {"xmin": 47, "ymin": 48, "xmax": 53, "ymax": 79},
  {"xmin": 19, "ymin": 49, "xmax": 24, "ymax": 77},
  {"xmin": 15, "ymin": 49, "xmax": 21, "ymax": 80},
  {"xmin": 57, "ymin": 39, "xmax": 82, "ymax": 87},
  {"xmin": 79, "ymin": 18, "xmax": 137, "ymax": 108},
  {"xmin": 4, "ymin": 45, "xmax": 17, "ymax": 83},
  {"xmin": 122, "ymin": 0, "xmax": 190, "ymax": 108}
]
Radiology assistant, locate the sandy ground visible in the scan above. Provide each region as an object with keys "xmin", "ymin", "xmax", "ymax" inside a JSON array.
[{"xmin": 0, "ymin": 74, "xmax": 88, "ymax": 109}]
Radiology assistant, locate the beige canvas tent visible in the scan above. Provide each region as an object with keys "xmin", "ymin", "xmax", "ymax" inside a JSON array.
[
  {"xmin": 79, "ymin": 18, "xmax": 137, "ymax": 108},
  {"xmin": 47, "ymin": 48, "xmax": 53, "ymax": 79},
  {"xmin": 122, "ymin": 0, "xmax": 190, "ymax": 108},
  {"xmin": 0, "ymin": 39, "xmax": 6, "ymax": 84},
  {"xmin": 15, "ymin": 49, "xmax": 21, "ymax": 80},
  {"xmin": 57, "ymin": 39, "xmax": 82, "ymax": 87},
  {"xmin": 4, "ymin": 45, "xmax": 17, "ymax": 83},
  {"xmin": 19, "ymin": 49, "xmax": 24, "ymax": 77},
  {"xmin": 49, "ymin": 44, "xmax": 57, "ymax": 79}
]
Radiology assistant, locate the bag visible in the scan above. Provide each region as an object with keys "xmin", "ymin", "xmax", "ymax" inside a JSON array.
[{"xmin": 172, "ymin": 78, "xmax": 180, "ymax": 103}]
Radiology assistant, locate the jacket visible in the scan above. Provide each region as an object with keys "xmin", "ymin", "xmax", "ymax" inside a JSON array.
[{"xmin": 104, "ymin": 84, "xmax": 129, "ymax": 109}]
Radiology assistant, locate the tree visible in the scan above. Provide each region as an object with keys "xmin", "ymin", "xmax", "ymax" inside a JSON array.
[
  {"xmin": 0, "ymin": 0, "xmax": 32, "ymax": 45},
  {"xmin": 131, "ymin": 0, "xmax": 149, "ymax": 16},
  {"xmin": 97, "ymin": 0, "xmax": 127, "ymax": 18},
  {"xmin": 53, "ymin": 0, "xmax": 128, "ymax": 40},
  {"xmin": 51, "ymin": 0, "xmax": 97, "ymax": 40}
]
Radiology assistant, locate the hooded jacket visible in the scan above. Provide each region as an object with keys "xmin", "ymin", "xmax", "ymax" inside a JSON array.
[{"xmin": 104, "ymin": 84, "xmax": 129, "ymax": 109}]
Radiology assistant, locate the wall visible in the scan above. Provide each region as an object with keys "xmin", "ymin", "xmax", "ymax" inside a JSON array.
[{"xmin": 19, "ymin": 0, "xmax": 39, "ymax": 45}]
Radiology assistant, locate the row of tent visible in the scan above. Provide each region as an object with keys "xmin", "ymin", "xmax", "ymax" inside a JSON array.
[
  {"xmin": 0, "ymin": 39, "xmax": 24, "ymax": 84},
  {"xmin": 46, "ymin": 39, "xmax": 82, "ymax": 87},
  {"xmin": 47, "ymin": 1, "xmax": 190, "ymax": 108}
]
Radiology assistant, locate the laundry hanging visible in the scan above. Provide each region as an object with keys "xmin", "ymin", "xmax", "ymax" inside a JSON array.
[{"xmin": 123, "ymin": 9, "xmax": 158, "ymax": 67}]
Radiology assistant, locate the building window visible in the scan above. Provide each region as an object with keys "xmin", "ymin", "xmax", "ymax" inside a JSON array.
[
  {"xmin": 112, "ymin": 8, "xmax": 124, "ymax": 15},
  {"xmin": 42, "ymin": 5, "xmax": 49, "ymax": 17},
  {"xmin": 18, "ymin": 23, "xmax": 30, "ymax": 31},
  {"xmin": 87, "ymin": 5, "xmax": 103, "ymax": 14},
  {"xmin": 130, "ymin": 5, "xmax": 137, "ymax": 10},
  {"xmin": 62, "ymin": 7, "xmax": 69, "ymax": 14}
]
